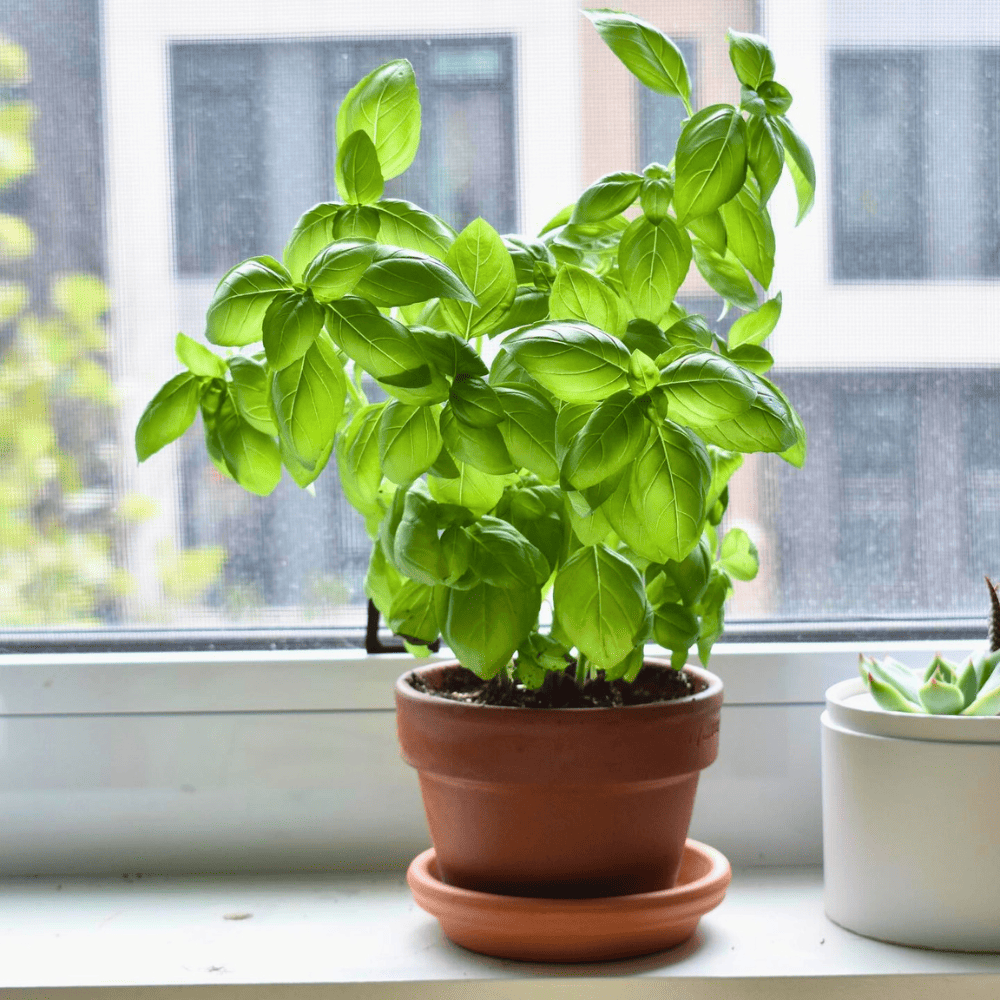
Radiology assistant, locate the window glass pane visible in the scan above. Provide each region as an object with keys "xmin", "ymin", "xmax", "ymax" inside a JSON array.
[{"xmin": 6, "ymin": 0, "xmax": 1000, "ymax": 646}]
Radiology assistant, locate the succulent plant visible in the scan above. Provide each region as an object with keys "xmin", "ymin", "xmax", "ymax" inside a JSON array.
[{"xmin": 859, "ymin": 577, "xmax": 1000, "ymax": 716}]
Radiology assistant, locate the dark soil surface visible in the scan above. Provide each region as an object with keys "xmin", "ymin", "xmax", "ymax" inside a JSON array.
[{"xmin": 407, "ymin": 662, "xmax": 698, "ymax": 708}]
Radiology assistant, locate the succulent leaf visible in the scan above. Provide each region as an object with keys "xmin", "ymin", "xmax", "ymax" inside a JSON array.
[
  {"xmin": 957, "ymin": 658, "xmax": 979, "ymax": 709},
  {"xmin": 863, "ymin": 654, "xmax": 921, "ymax": 705},
  {"xmin": 923, "ymin": 654, "xmax": 958, "ymax": 685},
  {"xmin": 917, "ymin": 678, "xmax": 965, "ymax": 715},
  {"xmin": 866, "ymin": 672, "xmax": 924, "ymax": 713}
]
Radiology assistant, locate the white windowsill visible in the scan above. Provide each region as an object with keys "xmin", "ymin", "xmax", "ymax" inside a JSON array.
[{"xmin": 2, "ymin": 866, "xmax": 999, "ymax": 997}]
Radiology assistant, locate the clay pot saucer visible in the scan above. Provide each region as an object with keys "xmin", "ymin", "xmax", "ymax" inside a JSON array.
[{"xmin": 407, "ymin": 838, "xmax": 731, "ymax": 963}]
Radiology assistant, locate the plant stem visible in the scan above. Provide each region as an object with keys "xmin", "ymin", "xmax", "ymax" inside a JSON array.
[
  {"xmin": 575, "ymin": 653, "xmax": 588, "ymax": 688},
  {"xmin": 345, "ymin": 365, "xmax": 366, "ymax": 410}
]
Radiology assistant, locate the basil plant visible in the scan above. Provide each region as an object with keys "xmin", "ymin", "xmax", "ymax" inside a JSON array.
[{"xmin": 136, "ymin": 12, "xmax": 814, "ymax": 688}]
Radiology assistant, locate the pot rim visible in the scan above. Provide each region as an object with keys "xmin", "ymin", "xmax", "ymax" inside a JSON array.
[
  {"xmin": 825, "ymin": 676, "xmax": 1000, "ymax": 742},
  {"xmin": 395, "ymin": 658, "xmax": 723, "ymax": 715}
]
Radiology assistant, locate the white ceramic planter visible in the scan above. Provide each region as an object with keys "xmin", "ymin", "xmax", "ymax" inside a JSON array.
[{"xmin": 821, "ymin": 677, "xmax": 1000, "ymax": 952}]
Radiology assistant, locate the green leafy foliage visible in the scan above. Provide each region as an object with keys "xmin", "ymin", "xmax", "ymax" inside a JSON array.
[{"xmin": 136, "ymin": 16, "xmax": 815, "ymax": 686}]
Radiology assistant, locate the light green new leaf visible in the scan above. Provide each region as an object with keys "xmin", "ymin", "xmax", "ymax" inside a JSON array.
[
  {"xmin": 553, "ymin": 543, "xmax": 652, "ymax": 672},
  {"xmin": 378, "ymin": 400, "xmax": 442, "ymax": 485},
  {"xmin": 336, "ymin": 59, "xmax": 421, "ymax": 180},
  {"xmin": 673, "ymin": 105, "xmax": 748, "ymax": 224},
  {"xmin": 618, "ymin": 215, "xmax": 692, "ymax": 324},
  {"xmin": 301, "ymin": 238, "xmax": 378, "ymax": 303},
  {"xmin": 571, "ymin": 171, "xmax": 643, "ymax": 224},
  {"xmin": 270, "ymin": 333, "xmax": 347, "ymax": 469},
  {"xmin": 495, "ymin": 385, "xmax": 560, "ymax": 483},
  {"xmin": 335, "ymin": 129, "xmax": 384, "ymax": 205},
  {"xmin": 175, "ymin": 332, "xmax": 227, "ymax": 378},
  {"xmin": 352, "ymin": 244, "xmax": 476, "ymax": 307},
  {"xmin": 326, "ymin": 296, "xmax": 427, "ymax": 379},
  {"xmin": 205, "ymin": 256, "xmax": 294, "ymax": 347},
  {"xmin": 728, "ymin": 293, "xmax": 781, "ymax": 348},
  {"xmin": 562, "ymin": 390, "xmax": 646, "ymax": 490},
  {"xmin": 658, "ymin": 350, "xmax": 758, "ymax": 425},
  {"xmin": 228, "ymin": 356, "xmax": 277, "ymax": 435},
  {"xmin": 441, "ymin": 582, "xmax": 541, "ymax": 679},
  {"xmin": 135, "ymin": 372, "xmax": 200, "ymax": 462},
  {"xmin": 726, "ymin": 29, "xmax": 776, "ymax": 89},
  {"xmin": 261, "ymin": 292, "xmax": 325, "ymax": 370},
  {"xmin": 692, "ymin": 241, "xmax": 758, "ymax": 310},
  {"xmin": 758, "ymin": 81, "xmax": 793, "ymax": 115},
  {"xmin": 775, "ymin": 116, "xmax": 815, "ymax": 225},
  {"xmin": 282, "ymin": 203, "xmax": 343, "ymax": 281},
  {"xmin": 374, "ymin": 199, "xmax": 456, "ymax": 260},
  {"xmin": 720, "ymin": 527, "xmax": 759, "ymax": 581},
  {"xmin": 437, "ymin": 217, "xmax": 517, "ymax": 338},
  {"xmin": 719, "ymin": 184, "xmax": 775, "ymax": 289},
  {"xmin": 549, "ymin": 263, "xmax": 627, "ymax": 338},
  {"xmin": 502, "ymin": 321, "xmax": 630, "ymax": 404},
  {"xmin": 583, "ymin": 9, "xmax": 691, "ymax": 102}
]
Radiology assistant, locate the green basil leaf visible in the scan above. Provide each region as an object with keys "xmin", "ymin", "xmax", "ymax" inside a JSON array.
[
  {"xmin": 205, "ymin": 256, "xmax": 294, "ymax": 347},
  {"xmin": 466, "ymin": 516, "xmax": 549, "ymax": 588},
  {"xmin": 503, "ymin": 321, "xmax": 630, "ymax": 404},
  {"xmin": 228, "ymin": 356, "xmax": 277, "ymax": 435},
  {"xmin": 658, "ymin": 536, "xmax": 713, "ymax": 608},
  {"xmin": 692, "ymin": 241, "xmax": 759, "ymax": 310},
  {"xmin": 333, "ymin": 204, "xmax": 381, "ymax": 240},
  {"xmin": 326, "ymin": 296, "xmax": 426, "ymax": 379},
  {"xmin": 387, "ymin": 577, "xmax": 439, "ymax": 644},
  {"xmin": 664, "ymin": 314, "xmax": 714, "ymax": 349},
  {"xmin": 491, "ymin": 287, "xmax": 550, "ymax": 336},
  {"xmin": 378, "ymin": 400, "xmax": 443, "ymax": 485},
  {"xmin": 603, "ymin": 420, "xmax": 710, "ymax": 563},
  {"xmin": 335, "ymin": 129, "xmax": 384, "ymax": 205},
  {"xmin": 618, "ymin": 215, "xmax": 692, "ymax": 324},
  {"xmin": 554, "ymin": 402, "xmax": 593, "ymax": 464},
  {"xmin": 739, "ymin": 85, "xmax": 769, "ymax": 118},
  {"xmin": 352, "ymin": 244, "xmax": 477, "ymax": 307},
  {"xmin": 549, "ymin": 263, "xmax": 627, "ymax": 338},
  {"xmin": 135, "ymin": 372, "xmax": 200, "ymax": 462},
  {"xmin": 336, "ymin": 59, "xmax": 420, "ymax": 181},
  {"xmin": 439, "ymin": 404, "xmax": 515, "ymax": 475},
  {"xmin": 622, "ymin": 318, "xmax": 669, "ymax": 361},
  {"xmin": 282, "ymin": 203, "xmax": 342, "ymax": 282},
  {"xmin": 628, "ymin": 348, "xmax": 661, "ymax": 396},
  {"xmin": 450, "ymin": 376, "xmax": 504, "ymax": 428},
  {"xmin": 364, "ymin": 540, "xmax": 402, "ymax": 620},
  {"xmin": 301, "ymin": 238, "xmax": 378, "ymax": 304},
  {"xmin": 695, "ymin": 568, "xmax": 731, "ymax": 664},
  {"xmin": 409, "ymin": 326, "xmax": 488, "ymax": 378},
  {"xmin": 775, "ymin": 116, "xmax": 815, "ymax": 225},
  {"xmin": 437, "ymin": 217, "xmax": 517, "ymax": 338},
  {"xmin": 724, "ymin": 344, "xmax": 774, "ymax": 374},
  {"xmin": 706, "ymin": 446, "xmax": 743, "ymax": 511},
  {"xmin": 720, "ymin": 526, "xmax": 759, "ymax": 581},
  {"xmin": 696, "ymin": 375, "xmax": 797, "ymax": 453},
  {"xmin": 336, "ymin": 403, "xmax": 385, "ymax": 518},
  {"xmin": 428, "ymin": 461, "xmax": 510, "ymax": 516},
  {"xmin": 639, "ymin": 176, "xmax": 673, "ymax": 223},
  {"xmin": 495, "ymin": 385, "xmax": 560, "ymax": 483},
  {"xmin": 673, "ymin": 104, "xmax": 748, "ymax": 224},
  {"xmin": 215, "ymin": 394, "xmax": 282, "ymax": 496},
  {"xmin": 659, "ymin": 349, "xmax": 757, "ymax": 425},
  {"xmin": 538, "ymin": 202, "xmax": 574, "ymax": 236},
  {"xmin": 175, "ymin": 332, "xmax": 226, "ymax": 378},
  {"xmin": 374, "ymin": 199, "xmax": 455, "ymax": 259},
  {"xmin": 769, "ymin": 378, "xmax": 807, "ymax": 468},
  {"xmin": 441, "ymin": 581, "xmax": 540, "ymax": 679},
  {"xmin": 271, "ymin": 332, "xmax": 347, "ymax": 469},
  {"xmin": 686, "ymin": 209, "xmax": 727, "ymax": 256},
  {"xmin": 377, "ymin": 365, "xmax": 432, "ymax": 390},
  {"xmin": 562, "ymin": 390, "xmax": 646, "ymax": 489},
  {"xmin": 728, "ymin": 292, "xmax": 781, "ymax": 348},
  {"xmin": 719, "ymin": 184, "xmax": 775, "ymax": 289},
  {"xmin": 726, "ymin": 29, "xmax": 776, "ymax": 89},
  {"xmin": 758, "ymin": 81, "xmax": 793, "ymax": 115},
  {"xmin": 746, "ymin": 116, "xmax": 784, "ymax": 205},
  {"xmin": 553, "ymin": 543, "xmax": 652, "ymax": 672},
  {"xmin": 393, "ymin": 488, "xmax": 449, "ymax": 585},
  {"xmin": 570, "ymin": 170, "xmax": 643, "ymax": 224},
  {"xmin": 376, "ymin": 369, "xmax": 450, "ymax": 407},
  {"xmin": 653, "ymin": 603, "xmax": 700, "ymax": 669},
  {"xmin": 583, "ymin": 9, "xmax": 691, "ymax": 101},
  {"xmin": 261, "ymin": 292, "xmax": 325, "ymax": 370}
]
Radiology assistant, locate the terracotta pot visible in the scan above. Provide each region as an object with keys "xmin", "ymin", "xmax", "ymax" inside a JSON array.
[{"xmin": 395, "ymin": 659, "xmax": 723, "ymax": 899}]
